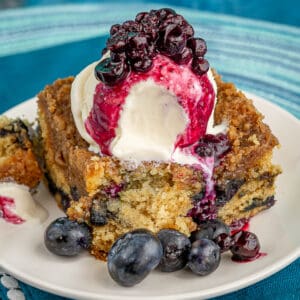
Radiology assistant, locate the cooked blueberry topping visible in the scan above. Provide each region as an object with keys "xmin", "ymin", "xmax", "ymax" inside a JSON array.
[
  {"xmin": 192, "ymin": 57, "xmax": 209, "ymax": 75},
  {"xmin": 187, "ymin": 239, "xmax": 220, "ymax": 276},
  {"xmin": 158, "ymin": 24, "xmax": 186, "ymax": 56},
  {"xmin": 157, "ymin": 229, "xmax": 191, "ymax": 272},
  {"xmin": 95, "ymin": 8, "xmax": 210, "ymax": 85},
  {"xmin": 187, "ymin": 37, "xmax": 207, "ymax": 57},
  {"xmin": 170, "ymin": 46, "xmax": 193, "ymax": 64},
  {"xmin": 90, "ymin": 199, "xmax": 108, "ymax": 226},
  {"xmin": 107, "ymin": 229, "xmax": 163, "ymax": 286},
  {"xmin": 132, "ymin": 56, "xmax": 153, "ymax": 72},
  {"xmin": 95, "ymin": 57, "xmax": 129, "ymax": 86},
  {"xmin": 230, "ymin": 231, "xmax": 260, "ymax": 261},
  {"xmin": 44, "ymin": 217, "xmax": 92, "ymax": 256}
]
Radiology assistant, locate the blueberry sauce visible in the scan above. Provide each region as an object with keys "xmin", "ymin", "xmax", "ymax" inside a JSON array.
[
  {"xmin": 0, "ymin": 195, "xmax": 24, "ymax": 224},
  {"xmin": 187, "ymin": 155, "xmax": 217, "ymax": 222},
  {"xmin": 231, "ymin": 252, "xmax": 267, "ymax": 263},
  {"xmin": 229, "ymin": 218, "xmax": 249, "ymax": 236},
  {"xmin": 195, "ymin": 133, "xmax": 231, "ymax": 167},
  {"xmin": 86, "ymin": 54, "xmax": 215, "ymax": 155},
  {"xmin": 95, "ymin": 8, "xmax": 208, "ymax": 87}
]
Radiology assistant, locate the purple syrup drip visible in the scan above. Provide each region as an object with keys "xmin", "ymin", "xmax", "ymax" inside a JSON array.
[
  {"xmin": 188, "ymin": 156, "xmax": 217, "ymax": 222},
  {"xmin": 229, "ymin": 218, "xmax": 250, "ymax": 235},
  {"xmin": 232, "ymin": 252, "xmax": 267, "ymax": 263},
  {"xmin": 188, "ymin": 133, "xmax": 232, "ymax": 222}
]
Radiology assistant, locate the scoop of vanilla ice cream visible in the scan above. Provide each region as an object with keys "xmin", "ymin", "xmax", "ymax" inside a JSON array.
[
  {"xmin": 110, "ymin": 79, "xmax": 188, "ymax": 163},
  {"xmin": 71, "ymin": 56, "xmax": 226, "ymax": 164}
]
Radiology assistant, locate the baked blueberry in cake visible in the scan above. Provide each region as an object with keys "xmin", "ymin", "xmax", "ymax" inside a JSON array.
[{"xmin": 37, "ymin": 8, "xmax": 281, "ymax": 260}]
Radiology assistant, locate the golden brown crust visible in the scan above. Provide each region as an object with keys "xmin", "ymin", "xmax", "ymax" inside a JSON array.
[{"xmin": 213, "ymin": 71, "xmax": 280, "ymax": 183}]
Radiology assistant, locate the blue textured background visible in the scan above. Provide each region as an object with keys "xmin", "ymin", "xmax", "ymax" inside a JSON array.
[
  {"xmin": 2, "ymin": 0, "xmax": 300, "ymax": 26},
  {"xmin": 0, "ymin": 2, "xmax": 299, "ymax": 300}
]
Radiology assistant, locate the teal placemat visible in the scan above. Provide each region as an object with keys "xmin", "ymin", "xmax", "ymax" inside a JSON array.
[{"xmin": 1, "ymin": 4, "xmax": 300, "ymax": 117}]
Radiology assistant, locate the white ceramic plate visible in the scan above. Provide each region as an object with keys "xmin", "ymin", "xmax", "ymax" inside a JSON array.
[{"xmin": 0, "ymin": 94, "xmax": 299, "ymax": 300}]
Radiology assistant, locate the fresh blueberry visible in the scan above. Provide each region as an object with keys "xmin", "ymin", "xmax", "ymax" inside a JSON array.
[
  {"xmin": 157, "ymin": 229, "xmax": 191, "ymax": 272},
  {"xmin": 44, "ymin": 217, "xmax": 92, "ymax": 256},
  {"xmin": 214, "ymin": 233, "xmax": 234, "ymax": 253},
  {"xmin": 230, "ymin": 231, "xmax": 260, "ymax": 261},
  {"xmin": 187, "ymin": 239, "xmax": 221, "ymax": 276},
  {"xmin": 190, "ymin": 219, "xmax": 231, "ymax": 253},
  {"xmin": 107, "ymin": 229, "xmax": 163, "ymax": 286},
  {"xmin": 190, "ymin": 219, "xmax": 230, "ymax": 242}
]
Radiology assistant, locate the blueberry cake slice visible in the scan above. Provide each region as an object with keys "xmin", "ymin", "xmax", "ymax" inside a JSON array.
[
  {"xmin": 37, "ymin": 8, "xmax": 281, "ymax": 260},
  {"xmin": 0, "ymin": 116, "xmax": 42, "ymax": 188}
]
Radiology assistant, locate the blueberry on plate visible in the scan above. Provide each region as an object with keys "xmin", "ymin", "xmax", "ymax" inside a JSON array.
[
  {"xmin": 230, "ymin": 231, "xmax": 260, "ymax": 261},
  {"xmin": 190, "ymin": 219, "xmax": 230, "ymax": 242},
  {"xmin": 44, "ymin": 217, "xmax": 92, "ymax": 256},
  {"xmin": 157, "ymin": 229, "xmax": 191, "ymax": 272},
  {"xmin": 187, "ymin": 238, "xmax": 221, "ymax": 276},
  {"xmin": 107, "ymin": 229, "xmax": 163, "ymax": 287},
  {"xmin": 190, "ymin": 219, "xmax": 232, "ymax": 252}
]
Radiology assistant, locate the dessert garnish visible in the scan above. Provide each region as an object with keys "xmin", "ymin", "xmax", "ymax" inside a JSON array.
[
  {"xmin": 71, "ymin": 8, "xmax": 225, "ymax": 166},
  {"xmin": 95, "ymin": 8, "xmax": 209, "ymax": 86},
  {"xmin": 44, "ymin": 217, "xmax": 263, "ymax": 286},
  {"xmin": 107, "ymin": 229, "xmax": 163, "ymax": 287},
  {"xmin": 44, "ymin": 217, "xmax": 92, "ymax": 256}
]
